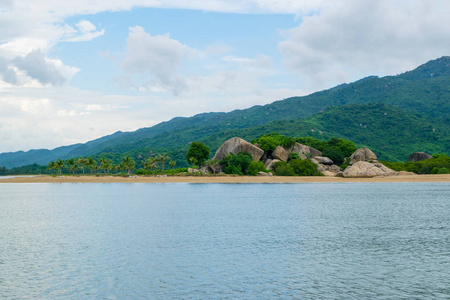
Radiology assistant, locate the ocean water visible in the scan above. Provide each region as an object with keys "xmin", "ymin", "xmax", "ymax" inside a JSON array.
[{"xmin": 0, "ymin": 182, "xmax": 449, "ymax": 299}]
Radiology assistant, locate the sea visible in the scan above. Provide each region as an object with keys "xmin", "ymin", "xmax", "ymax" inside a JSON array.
[{"xmin": 0, "ymin": 182, "xmax": 449, "ymax": 299}]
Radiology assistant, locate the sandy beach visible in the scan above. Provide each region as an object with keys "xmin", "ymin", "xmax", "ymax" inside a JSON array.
[{"xmin": 1, "ymin": 174, "xmax": 449, "ymax": 183}]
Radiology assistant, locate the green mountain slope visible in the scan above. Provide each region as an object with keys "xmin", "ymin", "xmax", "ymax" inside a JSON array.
[
  {"xmin": 219, "ymin": 103, "xmax": 448, "ymax": 161},
  {"xmin": 1, "ymin": 57, "xmax": 449, "ymax": 168}
]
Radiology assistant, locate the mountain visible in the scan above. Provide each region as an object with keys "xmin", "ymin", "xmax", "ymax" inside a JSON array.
[{"xmin": 1, "ymin": 57, "xmax": 449, "ymax": 168}]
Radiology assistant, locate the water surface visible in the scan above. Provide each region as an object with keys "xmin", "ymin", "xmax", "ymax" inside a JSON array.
[{"xmin": 1, "ymin": 183, "xmax": 449, "ymax": 299}]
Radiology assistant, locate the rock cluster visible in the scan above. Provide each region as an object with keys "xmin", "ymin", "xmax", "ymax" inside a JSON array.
[{"xmin": 201, "ymin": 136, "xmax": 419, "ymax": 178}]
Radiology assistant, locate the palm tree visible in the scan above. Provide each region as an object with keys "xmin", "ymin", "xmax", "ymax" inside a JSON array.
[
  {"xmin": 47, "ymin": 161, "xmax": 56, "ymax": 175},
  {"xmin": 87, "ymin": 158, "xmax": 97, "ymax": 175},
  {"xmin": 205, "ymin": 159, "xmax": 219, "ymax": 174},
  {"xmin": 169, "ymin": 160, "xmax": 176, "ymax": 174},
  {"xmin": 156, "ymin": 153, "xmax": 170, "ymax": 175},
  {"xmin": 188, "ymin": 157, "xmax": 198, "ymax": 169},
  {"xmin": 55, "ymin": 159, "xmax": 65, "ymax": 175},
  {"xmin": 100, "ymin": 157, "xmax": 112, "ymax": 174},
  {"xmin": 66, "ymin": 158, "xmax": 79, "ymax": 175},
  {"xmin": 121, "ymin": 156, "xmax": 136, "ymax": 175},
  {"xmin": 78, "ymin": 158, "xmax": 89, "ymax": 175},
  {"xmin": 143, "ymin": 157, "xmax": 157, "ymax": 176}
]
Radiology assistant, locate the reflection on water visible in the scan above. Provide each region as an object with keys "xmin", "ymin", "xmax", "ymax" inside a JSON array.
[{"xmin": 0, "ymin": 183, "xmax": 449, "ymax": 298}]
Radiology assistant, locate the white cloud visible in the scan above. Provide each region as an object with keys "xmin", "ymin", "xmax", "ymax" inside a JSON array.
[
  {"xmin": 279, "ymin": 0, "xmax": 450, "ymax": 91},
  {"xmin": 64, "ymin": 20, "xmax": 105, "ymax": 42},
  {"xmin": 13, "ymin": 50, "xmax": 80, "ymax": 86},
  {"xmin": 122, "ymin": 26, "xmax": 191, "ymax": 95}
]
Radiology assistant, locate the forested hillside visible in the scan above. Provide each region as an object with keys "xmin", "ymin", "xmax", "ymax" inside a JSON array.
[{"xmin": 1, "ymin": 56, "xmax": 449, "ymax": 168}]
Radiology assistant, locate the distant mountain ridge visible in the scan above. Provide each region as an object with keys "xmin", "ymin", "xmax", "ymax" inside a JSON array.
[{"xmin": 1, "ymin": 56, "xmax": 449, "ymax": 168}]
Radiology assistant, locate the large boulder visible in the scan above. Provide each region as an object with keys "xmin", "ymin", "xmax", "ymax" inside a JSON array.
[
  {"xmin": 349, "ymin": 148, "xmax": 378, "ymax": 165},
  {"xmin": 314, "ymin": 156, "xmax": 334, "ymax": 165},
  {"xmin": 291, "ymin": 143, "xmax": 321, "ymax": 157},
  {"xmin": 272, "ymin": 146, "xmax": 289, "ymax": 162},
  {"xmin": 343, "ymin": 161, "xmax": 397, "ymax": 177},
  {"xmin": 213, "ymin": 137, "xmax": 264, "ymax": 162},
  {"xmin": 408, "ymin": 152, "xmax": 432, "ymax": 162}
]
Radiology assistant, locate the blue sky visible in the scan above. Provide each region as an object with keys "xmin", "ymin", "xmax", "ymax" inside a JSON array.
[{"xmin": 1, "ymin": 1, "xmax": 450, "ymax": 153}]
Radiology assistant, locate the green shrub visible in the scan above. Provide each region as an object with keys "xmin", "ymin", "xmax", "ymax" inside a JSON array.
[
  {"xmin": 438, "ymin": 167, "xmax": 449, "ymax": 174},
  {"xmin": 289, "ymin": 159, "xmax": 321, "ymax": 176},
  {"xmin": 288, "ymin": 152, "xmax": 300, "ymax": 161},
  {"xmin": 220, "ymin": 152, "xmax": 253, "ymax": 175},
  {"xmin": 273, "ymin": 161, "xmax": 295, "ymax": 176},
  {"xmin": 247, "ymin": 161, "xmax": 267, "ymax": 176}
]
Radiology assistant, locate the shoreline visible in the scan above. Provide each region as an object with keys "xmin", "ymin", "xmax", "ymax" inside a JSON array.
[{"xmin": 0, "ymin": 174, "xmax": 449, "ymax": 183}]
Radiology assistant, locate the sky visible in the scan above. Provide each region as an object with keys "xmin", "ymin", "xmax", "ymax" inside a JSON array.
[{"xmin": 1, "ymin": 0, "xmax": 450, "ymax": 153}]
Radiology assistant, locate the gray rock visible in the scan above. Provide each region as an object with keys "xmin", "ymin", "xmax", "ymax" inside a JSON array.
[
  {"xmin": 257, "ymin": 171, "xmax": 273, "ymax": 176},
  {"xmin": 310, "ymin": 158, "xmax": 319, "ymax": 165},
  {"xmin": 343, "ymin": 161, "xmax": 397, "ymax": 177},
  {"xmin": 328, "ymin": 164, "xmax": 342, "ymax": 173},
  {"xmin": 322, "ymin": 170, "xmax": 336, "ymax": 177},
  {"xmin": 213, "ymin": 137, "xmax": 264, "ymax": 162},
  {"xmin": 266, "ymin": 159, "xmax": 281, "ymax": 171},
  {"xmin": 318, "ymin": 163, "xmax": 342, "ymax": 175},
  {"xmin": 272, "ymin": 146, "xmax": 289, "ymax": 162},
  {"xmin": 408, "ymin": 152, "xmax": 432, "ymax": 162},
  {"xmin": 349, "ymin": 148, "xmax": 378, "ymax": 165},
  {"xmin": 317, "ymin": 163, "xmax": 327, "ymax": 173},
  {"xmin": 291, "ymin": 142, "xmax": 321, "ymax": 157},
  {"xmin": 188, "ymin": 168, "xmax": 200, "ymax": 173},
  {"xmin": 199, "ymin": 166, "xmax": 211, "ymax": 173},
  {"xmin": 314, "ymin": 156, "xmax": 334, "ymax": 165}
]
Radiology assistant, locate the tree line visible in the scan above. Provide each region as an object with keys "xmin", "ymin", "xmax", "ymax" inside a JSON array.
[{"xmin": 46, "ymin": 153, "xmax": 176, "ymax": 176}]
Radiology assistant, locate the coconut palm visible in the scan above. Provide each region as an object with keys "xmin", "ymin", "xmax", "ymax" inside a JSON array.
[
  {"xmin": 55, "ymin": 159, "xmax": 65, "ymax": 175},
  {"xmin": 100, "ymin": 157, "xmax": 112, "ymax": 174},
  {"xmin": 47, "ymin": 161, "xmax": 56, "ymax": 175},
  {"xmin": 143, "ymin": 157, "xmax": 157, "ymax": 176},
  {"xmin": 188, "ymin": 156, "xmax": 198, "ymax": 169},
  {"xmin": 66, "ymin": 158, "xmax": 79, "ymax": 175},
  {"xmin": 87, "ymin": 157, "xmax": 97, "ymax": 175},
  {"xmin": 78, "ymin": 158, "xmax": 89, "ymax": 175},
  {"xmin": 169, "ymin": 160, "xmax": 176, "ymax": 174},
  {"xmin": 156, "ymin": 153, "xmax": 170, "ymax": 175},
  {"xmin": 121, "ymin": 156, "xmax": 136, "ymax": 175}
]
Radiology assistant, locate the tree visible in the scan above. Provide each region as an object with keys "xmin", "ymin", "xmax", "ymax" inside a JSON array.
[
  {"xmin": 121, "ymin": 156, "xmax": 136, "ymax": 175},
  {"xmin": 87, "ymin": 157, "xmax": 97, "ymax": 175},
  {"xmin": 55, "ymin": 159, "xmax": 65, "ymax": 175},
  {"xmin": 66, "ymin": 158, "xmax": 79, "ymax": 175},
  {"xmin": 100, "ymin": 157, "xmax": 112, "ymax": 174},
  {"xmin": 186, "ymin": 142, "xmax": 210, "ymax": 166},
  {"xmin": 156, "ymin": 153, "xmax": 170, "ymax": 175},
  {"xmin": 220, "ymin": 152, "xmax": 252, "ymax": 175},
  {"xmin": 78, "ymin": 158, "xmax": 89, "ymax": 175},
  {"xmin": 47, "ymin": 161, "xmax": 56, "ymax": 175},
  {"xmin": 169, "ymin": 160, "xmax": 176, "ymax": 174},
  {"xmin": 322, "ymin": 147, "xmax": 345, "ymax": 165}
]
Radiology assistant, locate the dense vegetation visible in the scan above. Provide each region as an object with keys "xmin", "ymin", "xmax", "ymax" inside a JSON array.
[
  {"xmin": 382, "ymin": 154, "xmax": 450, "ymax": 174},
  {"xmin": 1, "ymin": 133, "xmax": 449, "ymax": 176},
  {"xmin": 1, "ymin": 57, "xmax": 449, "ymax": 168}
]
